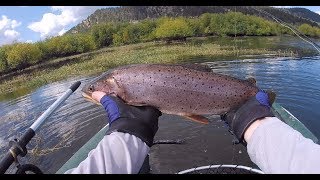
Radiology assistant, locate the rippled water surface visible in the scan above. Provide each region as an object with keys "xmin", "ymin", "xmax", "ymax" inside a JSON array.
[
  {"xmin": 150, "ymin": 56, "xmax": 320, "ymax": 173},
  {"xmin": 0, "ymin": 37, "xmax": 320, "ymax": 173},
  {"xmin": 0, "ymin": 77, "xmax": 108, "ymax": 173},
  {"xmin": 204, "ymin": 57, "xmax": 320, "ymax": 139}
]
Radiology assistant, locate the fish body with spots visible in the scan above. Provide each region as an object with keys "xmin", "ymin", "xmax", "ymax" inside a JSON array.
[{"xmin": 82, "ymin": 64, "xmax": 260, "ymax": 124}]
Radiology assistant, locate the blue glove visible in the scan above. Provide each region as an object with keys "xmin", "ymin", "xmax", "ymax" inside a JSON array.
[
  {"xmin": 221, "ymin": 90, "xmax": 276, "ymax": 144},
  {"xmin": 100, "ymin": 95, "xmax": 162, "ymax": 147}
]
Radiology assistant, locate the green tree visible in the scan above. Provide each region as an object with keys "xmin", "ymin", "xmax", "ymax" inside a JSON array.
[
  {"xmin": 275, "ymin": 24, "xmax": 294, "ymax": 36},
  {"xmin": 112, "ymin": 32, "xmax": 123, "ymax": 46},
  {"xmin": 0, "ymin": 46, "xmax": 9, "ymax": 72},
  {"xmin": 70, "ymin": 33, "xmax": 96, "ymax": 53},
  {"xmin": 91, "ymin": 23, "xmax": 116, "ymax": 48},
  {"xmin": 208, "ymin": 14, "xmax": 226, "ymax": 36},
  {"xmin": 135, "ymin": 19, "xmax": 157, "ymax": 41},
  {"xmin": 154, "ymin": 17, "xmax": 193, "ymax": 40},
  {"xmin": 111, "ymin": 21, "xmax": 157, "ymax": 46},
  {"xmin": 223, "ymin": 12, "xmax": 247, "ymax": 36},
  {"xmin": 298, "ymin": 24, "xmax": 317, "ymax": 37},
  {"xmin": 112, "ymin": 24, "xmax": 137, "ymax": 46},
  {"xmin": 315, "ymin": 27, "xmax": 320, "ymax": 37},
  {"xmin": 40, "ymin": 33, "xmax": 96, "ymax": 59},
  {"xmin": 187, "ymin": 18, "xmax": 203, "ymax": 37},
  {"xmin": 35, "ymin": 41, "xmax": 51, "ymax": 61},
  {"xmin": 199, "ymin": 13, "xmax": 212, "ymax": 34},
  {"xmin": 6, "ymin": 43, "xmax": 42, "ymax": 69}
]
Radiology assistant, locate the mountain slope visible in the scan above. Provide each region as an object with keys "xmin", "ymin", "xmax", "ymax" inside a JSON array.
[
  {"xmin": 68, "ymin": 6, "xmax": 320, "ymax": 34},
  {"xmin": 285, "ymin": 7, "xmax": 320, "ymax": 24}
]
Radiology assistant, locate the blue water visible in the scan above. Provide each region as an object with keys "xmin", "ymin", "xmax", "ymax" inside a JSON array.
[
  {"xmin": 204, "ymin": 57, "xmax": 320, "ymax": 140},
  {"xmin": 0, "ymin": 55, "xmax": 320, "ymax": 173},
  {"xmin": 150, "ymin": 56, "xmax": 320, "ymax": 173}
]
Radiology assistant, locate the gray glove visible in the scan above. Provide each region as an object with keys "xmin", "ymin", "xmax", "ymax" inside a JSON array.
[
  {"xmin": 100, "ymin": 95, "xmax": 162, "ymax": 147},
  {"xmin": 221, "ymin": 90, "xmax": 276, "ymax": 144}
]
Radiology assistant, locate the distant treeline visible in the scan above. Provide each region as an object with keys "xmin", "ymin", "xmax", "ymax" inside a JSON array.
[
  {"xmin": 70, "ymin": 6, "xmax": 320, "ymax": 33},
  {"xmin": 1, "ymin": 12, "xmax": 320, "ymax": 73}
]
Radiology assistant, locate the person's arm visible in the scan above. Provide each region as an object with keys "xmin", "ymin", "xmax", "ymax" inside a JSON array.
[
  {"xmin": 65, "ymin": 132, "xmax": 149, "ymax": 174},
  {"xmin": 245, "ymin": 117, "xmax": 320, "ymax": 174},
  {"xmin": 221, "ymin": 90, "xmax": 320, "ymax": 174},
  {"xmin": 65, "ymin": 92, "xmax": 161, "ymax": 174}
]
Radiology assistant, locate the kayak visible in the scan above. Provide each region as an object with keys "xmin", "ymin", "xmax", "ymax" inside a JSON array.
[{"xmin": 56, "ymin": 102, "xmax": 318, "ymax": 174}]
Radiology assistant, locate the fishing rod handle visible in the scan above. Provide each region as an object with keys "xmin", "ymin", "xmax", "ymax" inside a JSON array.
[
  {"xmin": 0, "ymin": 152, "xmax": 14, "ymax": 174},
  {"xmin": 0, "ymin": 128, "xmax": 35, "ymax": 174},
  {"xmin": 70, "ymin": 81, "xmax": 81, "ymax": 92},
  {"xmin": 0, "ymin": 81, "xmax": 81, "ymax": 174}
]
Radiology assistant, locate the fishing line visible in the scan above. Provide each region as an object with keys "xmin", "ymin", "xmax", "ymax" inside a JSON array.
[
  {"xmin": 251, "ymin": 7, "xmax": 320, "ymax": 54},
  {"xmin": 269, "ymin": 8, "xmax": 320, "ymax": 48},
  {"xmin": 233, "ymin": 6, "xmax": 239, "ymax": 57}
]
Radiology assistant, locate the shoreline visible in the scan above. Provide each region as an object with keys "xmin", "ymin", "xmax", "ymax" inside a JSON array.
[{"xmin": 0, "ymin": 37, "xmax": 301, "ymax": 101}]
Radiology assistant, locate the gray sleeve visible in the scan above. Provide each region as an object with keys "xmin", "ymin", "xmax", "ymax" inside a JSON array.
[
  {"xmin": 64, "ymin": 132, "xmax": 149, "ymax": 174},
  {"xmin": 247, "ymin": 117, "xmax": 320, "ymax": 174}
]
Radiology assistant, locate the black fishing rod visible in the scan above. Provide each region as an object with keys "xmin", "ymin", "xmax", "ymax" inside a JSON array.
[{"xmin": 0, "ymin": 81, "xmax": 81, "ymax": 174}]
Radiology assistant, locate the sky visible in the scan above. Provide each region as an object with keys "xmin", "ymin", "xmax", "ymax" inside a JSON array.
[
  {"xmin": 0, "ymin": 6, "xmax": 319, "ymax": 46},
  {"xmin": 0, "ymin": 6, "xmax": 109, "ymax": 45}
]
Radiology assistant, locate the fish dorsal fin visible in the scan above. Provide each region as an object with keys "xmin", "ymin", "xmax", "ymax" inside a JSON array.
[
  {"xmin": 183, "ymin": 114, "xmax": 209, "ymax": 124},
  {"xmin": 175, "ymin": 63, "xmax": 212, "ymax": 72},
  {"xmin": 246, "ymin": 77, "xmax": 256, "ymax": 86},
  {"xmin": 267, "ymin": 90, "xmax": 276, "ymax": 104}
]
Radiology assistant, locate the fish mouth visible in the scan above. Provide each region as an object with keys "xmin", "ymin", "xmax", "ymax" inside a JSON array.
[{"xmin": 82, "ymin": 92, "xmax": 101, "ymax": 106}]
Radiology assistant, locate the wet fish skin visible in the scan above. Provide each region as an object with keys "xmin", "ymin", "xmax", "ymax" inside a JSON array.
[{"xmin": 82, "ymin": 64, "xmax": 259, "ymax": 124}]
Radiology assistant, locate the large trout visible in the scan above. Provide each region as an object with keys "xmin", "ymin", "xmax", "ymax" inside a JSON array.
[{"xmin": 82, "ymin": 64, "xmax": 274, "ymax": 124}]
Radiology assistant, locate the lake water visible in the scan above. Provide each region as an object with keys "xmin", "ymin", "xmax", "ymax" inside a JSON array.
[
  {"xmin": 150, "ymin": 56, "xmax": 320, "ymax": 173},
  {"xmin": 0, "ymin": 36, "xmax": 319, "ymax": 174}
]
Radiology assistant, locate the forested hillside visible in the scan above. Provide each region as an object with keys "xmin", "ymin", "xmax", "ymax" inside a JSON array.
[
  {"xmin": 69, "ymin": 6, "xmax": 320, "ymax": 33},
  {"xmin": 1, "ymin": 10, "xmax": 320, "ymax": 75},
  {"xmin": 284, "ymin": 8, "xmax": 320, "ymax": 24}
]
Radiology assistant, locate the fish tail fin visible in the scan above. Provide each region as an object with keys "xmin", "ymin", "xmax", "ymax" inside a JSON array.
[
  {"xmin": 246, "ymin": 77, "xmax": 257, "ymax": 86},
  {"xmin": 267, "ymin": 90, "xmax": 276, "ymax": 104}
]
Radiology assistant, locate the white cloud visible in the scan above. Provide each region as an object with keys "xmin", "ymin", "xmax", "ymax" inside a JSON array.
[
  {"xmin": 26, "ymin": 39, "xmax": 33, "ymax": 43},
  {"xmin": 4, "ymin": 29, "xmax": 19, "ymax": 37},
  {"xmin": 10, "ymin": 20, "xmax": 21, "ymax": 29},
  {"xmin": 28, "ymin": 6, "xmax": 101, "ymax": 38},
  {"xmin": 0, "ymin": 15, "xmax": 21, "ymax": 45},
  {"xmin": 317, "ymin": 11, "xmax": 320, "ymax": 15},
  {"xmin": 58, "ymin": 28, "xmax": 67, "ymax": 36}
]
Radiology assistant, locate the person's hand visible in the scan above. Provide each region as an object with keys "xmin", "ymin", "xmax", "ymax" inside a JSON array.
[
  {"xmin": 92, "ymin": 91, "xmax": 162, "ymax": 147},
  {"xmin": 221, "ymin": 90, "xmax": 276, "ymax": 145}
]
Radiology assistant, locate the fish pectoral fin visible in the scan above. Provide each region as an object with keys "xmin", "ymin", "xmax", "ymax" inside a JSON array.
[
  {"xmin": 183, "ymin": 114, "xmax": 209, "ymax": 124},
  {"xmin": 246, "ymin": 77, "xmax": 257, "ymax": 86}
]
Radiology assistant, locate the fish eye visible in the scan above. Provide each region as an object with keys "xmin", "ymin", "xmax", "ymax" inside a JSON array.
[{"xmin": 89, "ymin": 85, "xmax": 94, "ymax": 92}]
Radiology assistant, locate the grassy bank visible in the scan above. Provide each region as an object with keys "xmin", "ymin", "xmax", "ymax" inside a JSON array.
[{"xmin": 0, "ymin": 39, "xmax": 294, "ymax": 99}]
